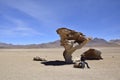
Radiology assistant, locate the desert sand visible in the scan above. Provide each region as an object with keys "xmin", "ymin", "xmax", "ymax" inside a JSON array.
[{"xmin": 0, "ymin": 47, "xmax": 120, "ymax": 80}]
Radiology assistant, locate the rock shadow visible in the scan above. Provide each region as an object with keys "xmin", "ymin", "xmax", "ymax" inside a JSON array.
[{"xmin": 41, "ymin": 60, "xmax": 73, "ymax": 66}]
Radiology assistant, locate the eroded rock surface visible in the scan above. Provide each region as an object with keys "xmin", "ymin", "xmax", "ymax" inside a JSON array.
[
  {"xmin": 81, "ymin": 48, "xmax": 103, "ymax": 60},
  {"xmin": 56, "ymin": 27, "xmax": 91, "ymax": 63}
]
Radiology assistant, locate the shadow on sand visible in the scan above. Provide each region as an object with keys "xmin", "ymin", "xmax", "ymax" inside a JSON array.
[{"xmin": 41, "ymin": 60, "xmax": 73, "ymax": 66}]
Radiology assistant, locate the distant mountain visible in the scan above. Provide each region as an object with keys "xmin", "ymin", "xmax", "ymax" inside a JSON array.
[
  {"xmin": 86, "ymin": 38, "xmax": 120, "ymax": 47},
  {"xmin": 0, "ymin": 40, "xmax": 61, "ymax": 49},
  {"xmin": 0, "ymin": 38, "xmax": 120, "ymax": 48},
  {"xmin": 109, "ymin": 39, "xmax": 120, "ymax": 45},
  {"xmin": 0, "ymin": 42, "xmax": 13, "ymax": 48}
]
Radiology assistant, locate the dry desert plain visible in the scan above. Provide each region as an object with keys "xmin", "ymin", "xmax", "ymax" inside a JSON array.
[{"xmin": 0, "ymin": 47, "xmax": 120, "ymax": 80}]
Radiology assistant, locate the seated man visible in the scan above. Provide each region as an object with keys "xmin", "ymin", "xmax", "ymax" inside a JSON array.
[{"xmin": 80, "ymin": 55, "xmax": 90, "ymax": 69}]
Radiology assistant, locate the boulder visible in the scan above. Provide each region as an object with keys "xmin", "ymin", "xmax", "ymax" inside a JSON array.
[{"xmin": 81, "ymin": 48, "xmax": 103, "ymax": 60}]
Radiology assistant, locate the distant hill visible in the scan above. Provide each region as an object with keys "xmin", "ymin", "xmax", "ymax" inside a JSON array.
[
  {"xmin": 0, "ymin": 40, "xmax": 61, "ymax": 49},
  {"xmin": 0, "ymin": 38, "xmax": 120, "ymax": 48},
  {"xmin": 109, "ymin": 39, "xmax": 120, "ymax": 45},
  {"xmin": 0, "ymin": 42, "xmax": 13, "ymax": 48},
  {"xmin": 86, "ymin": 38, "xmax": 120, "ymax": 47}
]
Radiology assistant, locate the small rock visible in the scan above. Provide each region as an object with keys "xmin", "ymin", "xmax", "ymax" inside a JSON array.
[{"xmin": 33, "ymin": 56, "xmax": 46, "ymax": 61}]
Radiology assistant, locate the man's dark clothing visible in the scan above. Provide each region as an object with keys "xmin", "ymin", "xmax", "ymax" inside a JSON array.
[{"xmin": 80, "ymin": 56, "xmax": 90, "ymax": 68}]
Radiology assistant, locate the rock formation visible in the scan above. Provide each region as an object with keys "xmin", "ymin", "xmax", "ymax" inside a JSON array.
[
  {"xmin": 56, "ymin": 27, "xmax": 91, "ymax": 63},
  {"xmin": 81, "ymin": 48, "xmax": 103, "ymax": 60}
]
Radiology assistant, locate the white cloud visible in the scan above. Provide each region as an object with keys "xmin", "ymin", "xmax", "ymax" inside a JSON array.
[
  {"xmin": 0, "ymin": 0, "xmax": 60, "ymax": 26},
  {"xmin": 14, "ymin": 27, "xmax": 42, "ymax": 36},
  {"xmin": 0, "ymin": 26, "xmax": 44, "ymax": 37},
  {"xmin": 0, "ymin": 15, "xmax": 44, "ymax": 37}
]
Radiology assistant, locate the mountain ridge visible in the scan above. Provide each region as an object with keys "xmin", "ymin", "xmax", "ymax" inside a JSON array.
[{"xmin": 0, "ymin": 38, "xmax": 120, "ymax": 48}]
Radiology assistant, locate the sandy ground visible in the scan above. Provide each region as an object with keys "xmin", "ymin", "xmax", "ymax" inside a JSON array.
[{"xmin": 0, "ymin": 47, "xmax": 120, "ymax": 80}]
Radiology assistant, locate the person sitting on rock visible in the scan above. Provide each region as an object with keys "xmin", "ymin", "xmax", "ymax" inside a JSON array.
[{"xmin": 80, "ymin": 54, "xmax": 90, "ymax": 69}]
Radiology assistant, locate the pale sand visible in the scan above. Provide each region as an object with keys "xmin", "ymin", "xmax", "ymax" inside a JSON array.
[{"xmin": 0, "ymin": 47, "xmax": 120, "ymax": 80}]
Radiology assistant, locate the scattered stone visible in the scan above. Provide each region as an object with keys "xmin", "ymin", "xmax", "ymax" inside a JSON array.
[
  {"xmin": 73, "ymin": 62, "xmax": 81, "ymax": 68},
  {"xmin": 33, "ymin": 56, "xmax": 46, "ymax": 61}
]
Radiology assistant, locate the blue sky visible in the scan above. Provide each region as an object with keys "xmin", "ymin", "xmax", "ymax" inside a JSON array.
[{"xmin": 0, "ymin": 0, "xmax": 120, "ymax": 44}]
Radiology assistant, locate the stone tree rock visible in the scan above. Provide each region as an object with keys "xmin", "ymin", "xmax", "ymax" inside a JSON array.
[{"xmin": 56, "ymin": 27, "xmax": 91, "ymax": 63}]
